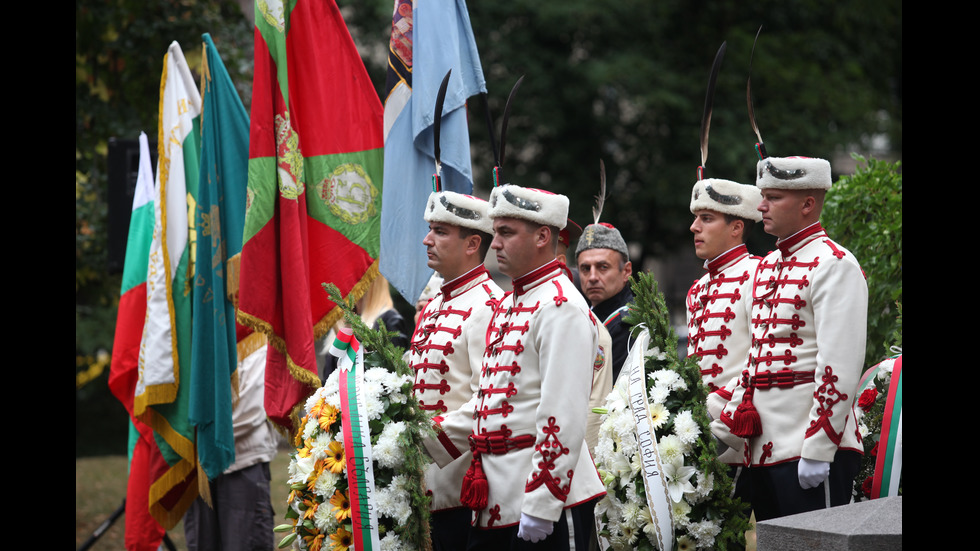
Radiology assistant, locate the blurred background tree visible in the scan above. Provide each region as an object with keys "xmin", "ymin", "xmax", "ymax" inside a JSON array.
[
  {"xmin": 76, "ymin": 0, "xmax": 901, "ymax": 452},
  {"xmin": 823, "ymin": 155, "xmax": 902, "ymax": 368}
]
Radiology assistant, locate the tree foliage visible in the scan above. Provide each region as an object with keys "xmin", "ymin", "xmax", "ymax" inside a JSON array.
[
  {"xmin": 340, "ymin": 1, "xmax": 901, "ymax": 263},
  {"xmin": 822, "ymin": 154, "xmax": 902, "ymax": 368}
]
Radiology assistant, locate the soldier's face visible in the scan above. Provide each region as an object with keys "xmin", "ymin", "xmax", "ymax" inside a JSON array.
[
  {"xmin": 422, "ymin": 221, "xmax": 466, "ymax": 279},
  {"xmin": 758, "ymin": 189, "xmax": 807, "ymax": 239},
  {"xmin": 491, "ymin": 217, "xmax": 539, "ymax": 278},
  {"xmin": 577, "ymin": 248, "xmax": 630, "ymax": 305},
  {"xmin": 690, "ymin": 209, "xmax": 742, "ymax": 261}
]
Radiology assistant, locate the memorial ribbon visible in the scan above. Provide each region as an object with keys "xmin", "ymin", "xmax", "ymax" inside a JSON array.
[
  {"xmin": 329, "ymin": 328, "xmax": 381, "ymax": 551},
  {"xmin": 626, "ymin": 329, "xmax": 674, "ymax": 551},
  {"xmin": 871, "ymin": 354, "xmax": 902, "ymax": 499}
]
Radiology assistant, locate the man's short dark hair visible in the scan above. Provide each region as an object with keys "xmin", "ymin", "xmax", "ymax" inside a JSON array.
[
  {"xmin": 459, "ymin": 226, "xmax": 492, "ymax": 261},
  {"xmin": 722, "ymin": 214, "xmax": 755, "ymax": 240}
]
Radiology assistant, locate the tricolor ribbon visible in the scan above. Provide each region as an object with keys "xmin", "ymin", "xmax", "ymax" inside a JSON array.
[
  {"xmin": 625, "ymin": 329, "xmax": 674, "ymax": 551},
  {"xmin": 329, "ymin": 328, "xmax": 381, "ymax": 551},
  {"xmin": 872, "ymin": 355, "xmax": 902, "ymax": 499},
  {"xmin": 857, "ymin": 354, "xmax": 903, "ymax": 499}
]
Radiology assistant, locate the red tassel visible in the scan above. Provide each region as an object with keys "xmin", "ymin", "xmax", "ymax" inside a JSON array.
[
  {"xmin": 459, "ymin": 455, "xmax": 489, "ymax": 511},
  {"xmin": 731, "ymin": 387, "xmax": 763, "ymax": 437}
]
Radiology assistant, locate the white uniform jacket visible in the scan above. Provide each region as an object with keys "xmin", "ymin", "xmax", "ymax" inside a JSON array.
[
  {"xmin": 434, "ymin": 260, "xmax": 606, "ymax": 528},
  {"xmin": 413, "ymin": 265, "xmax": 502, "ymax": 512},
  {"xmin": 711, "ymin": 223, "xmax": 867, "ymax": 467},
  {"xmin": 686, "ymin": 245, "xmax": 759, "ymax": 406}
]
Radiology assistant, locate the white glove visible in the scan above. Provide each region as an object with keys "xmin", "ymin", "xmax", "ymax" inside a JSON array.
[
  {"xmin": 798, "ymin": 458, "xmax": 830, "ymax": 489},
  {"xmin": 517, "ymin": 512, "xmax": 553, "ymax": 543}
]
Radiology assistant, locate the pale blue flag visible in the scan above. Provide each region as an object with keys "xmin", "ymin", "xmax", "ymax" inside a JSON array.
[{"xmin": 380, "ymin": 0, "xmax": 487, "ymax": 303}]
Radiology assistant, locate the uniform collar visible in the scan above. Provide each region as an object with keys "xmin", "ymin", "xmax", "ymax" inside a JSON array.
[
  {"xmin": 705, "ymin": 244, "xmax": 749, "ymax": 277},
  {"xmin": 776, "ymin": 222, "xmax": 825, "ymax": 256},
  {"xmin": 440, "ymin": 264, "xmax": 490, "ymax": 300},
  {"xmin": 512, "ymin": 259, "xmax": 563, "ymax": 296}
]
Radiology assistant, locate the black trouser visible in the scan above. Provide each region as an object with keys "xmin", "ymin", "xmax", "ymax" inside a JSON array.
[
  {"xmin": 747, "ymin": 450, "xmax": 861, "ymax": 521},
  {"xmin": 467, "ymin": 499, "xmax": 597, "ymax": 551},
  {"xmin": 431, "ymin": 508, "xmax": 473, "ymax": 551}
]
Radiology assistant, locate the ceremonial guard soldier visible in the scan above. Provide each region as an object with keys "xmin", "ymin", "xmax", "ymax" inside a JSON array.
[
  {"xmin": 711, "ymin": 155, "xmax": 868, "ymax": 520},
  {"xmin": 685, "ymin": 178, "xmax": 762, "ymax": 407},
  {"xmin": 441, "ymin": 183, "xmax": 605, "ymax": 549},
  {"xmin": 413, "ymin": 189, "xmax": 503, "ymax": 550}
]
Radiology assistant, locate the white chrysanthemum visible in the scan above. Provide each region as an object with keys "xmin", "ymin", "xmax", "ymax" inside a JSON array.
[
  {"xmin": 689, "ymin": 519, "xmax": 721, "ymax": 547},
  {"xmin": 388, "ymin": 390, "xmax": 408, "ymax": 404},
  {"xmin": 287, "ymin": 455, "xmax": 315, "ymax": 485},
  {"xmin": 313, "ymin": 469, "xmax": 340, "ymax": 497},
  {"xmin": 302, "ymin": 414, "xmax": 319, "ymax": 440},
  {"xmin": 690, "ymin": 471, "xmax": 714, "ymax": 503},
  {"xmin": 859, "ymin": 423, "xmax": 870, "ymax": 438},
  {"xmin": 375, "ymin": 421, "xmax": 407, "ymax": 468},
  {"xmin": 605, "ymin": 385, "xmax": 628, "ymax": 412},
  {"xmin": 649, "ymin": 384, "xmax": 671, "ymax": 404},
  {"xmin": 621, "ymin": 501, "xmax": 642, "ymax": 527},
  {"xmin": 379, "ymin": 532, "xmax": 405, "ymax": 551},
  {"xmin": 624, "ymin": 480, "xmax": 640, "ymax": 504},
  {"xmin": 658, "ymin": 434, "xmax": 686, "ymax": 463},
  {"xmin": 310, "ymin": 432, "xmax": 334, "ymax": 460},
  {"xmin": 673, "ymin": 411, "xmax": 701, "ymax": 444},
  {"xmin": 653, "ymin": 369, "xmax": 680, "ymax": 387},
  {"xmin": 376, "ymin": 474, "xmax": 413, "ymax": 523},
  {"xmin": 594, "ymin": 432, "xmax": 616, "ymax": 463},
  {"xmin": 313, "ymin": 499, "xmax": 338, "ymax": 532},
  {"xmin": 363, "ymin": 393, "xmax": 386, "ymax": 420},
  {"xmin": 612, "ymin": 409, "xmax": 637, "ymax": 440},
  {"xmin": 360, "ymin": 379, "xmax": 385, "ymax": 404},
  {"xmin": 646, "ymin": 346, "xmax": 668, "ymax": 361},
  {"xmin": 671, "ymin": 499, "xmax": 692, "ymax": 528}
]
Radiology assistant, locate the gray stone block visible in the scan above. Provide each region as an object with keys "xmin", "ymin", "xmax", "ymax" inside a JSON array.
[{"xmin": 757, "ymin": 496, "xmax": 902, "ymax": 550}]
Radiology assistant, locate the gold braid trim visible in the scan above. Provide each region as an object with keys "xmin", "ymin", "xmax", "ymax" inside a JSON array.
[
  {"xmin": 139, "ymin": 407, "xmax": 196, "ymax": 464},
  {"xmin": 133, "ymin": 383, "xmax": 178, "ymax": 417},
  {"xmin": 157, "ymin": 53, "xmax": 168, "ymax": 190},
  {"xmin": 235, "ymin": 259, "xmax": 381, "ymax": 437},
  {"xmin": 147, "ymin": 457, "xmax": 198, "ymax": 530},
  {"xmin": 155, "ymin": 49, "xmax": 183, "ymax": 393},
  {"xmin": 236, "ymin": 309, "xmax": 284, "ymax": 354}
]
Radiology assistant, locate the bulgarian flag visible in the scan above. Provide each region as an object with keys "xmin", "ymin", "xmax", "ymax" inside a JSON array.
[
  {"xmin": 107, "ymin": 131, "xmax": 166, "ymax": 551},
  {"xmin": 238, "ymin": 0, "xmax": 384, "ymax": 433},
  {"xmin": 188, "ymin": 33, "xmax": 252, "ymax": 482},
  {"xmin": 134, "ymin": 41, "xmax": 202, "ymax": 529}
]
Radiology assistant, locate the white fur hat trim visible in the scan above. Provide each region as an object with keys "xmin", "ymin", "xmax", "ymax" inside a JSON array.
[
  {"xmin": 690, "ymin": 178, "xmax": 763, "ymax": 221},
  {"xmin": 424, "ymin": 191, "xmax": 494, "ymax": 234},
  {"xmin": 756, "ymin": 156, "xmax": 832, "ymax": 191},
  {"xmin": 488, "ymin": 185, "xmax": 568, "ymax": 229}
]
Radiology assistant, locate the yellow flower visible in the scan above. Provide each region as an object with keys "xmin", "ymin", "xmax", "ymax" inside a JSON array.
[
  {"xmin": 330, "ymin": 526, "xmax": 353, "ymax": 551},
  {"xmin": 304, "ymin": 533, "xmax": 325, "ymax": 551},
  {"xmin": 325, "ymin": 441, "xmax": 346, "ymax": 473},
  {"xmin": 318, "ymin": 403, "xmax": 339, "ymax": 431},
  {"xmin": 330, "ymin": 489, "xmax": 352, "ymax": 522}
]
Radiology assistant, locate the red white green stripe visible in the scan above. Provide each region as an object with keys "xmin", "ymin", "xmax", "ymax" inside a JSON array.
[
  {"xmin": 872, "ymin": 355, "xmax": 902, "ymax": 499},
  {"xmin": 330, "ymin": 329, "xmax": 380, "ymax": 551}
]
